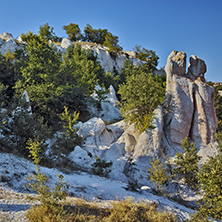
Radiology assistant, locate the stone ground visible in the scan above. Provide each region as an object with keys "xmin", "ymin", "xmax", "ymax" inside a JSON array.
[{"xmin": 0, "ymin": 185, "xmax": 36, "ymax": 222}]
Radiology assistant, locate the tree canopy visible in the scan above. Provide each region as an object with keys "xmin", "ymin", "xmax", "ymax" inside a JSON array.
[{"xmin": 118, "ymin": 60, "xmax": 165, "ymax": 132}]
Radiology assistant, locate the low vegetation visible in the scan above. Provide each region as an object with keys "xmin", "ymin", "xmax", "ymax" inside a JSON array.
[{"xmin": 27, "ymin": 196, "xmax": 177, "ymax": 222}]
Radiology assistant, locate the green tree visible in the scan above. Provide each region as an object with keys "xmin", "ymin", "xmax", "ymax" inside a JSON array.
[
  {"xmin": 196, "ymin": 153, "xmax": 222, "ymax": 220},
  {"xmin": 104, "ymin": 32, "xmax": 122, "ymax": 56},
  {"xmin": 53, "ymin": 106, "xmax": 82, "ymax": 154},
  {"xmin": 39, "ymin": 23, "xmax": 57, "ymax": 41},
  {"xmin": 191, "ymin": 132, "xmax": 222, "ymax": 220},
  {"xmin": 15, "ymin": 30, "xmax": 62, "ymax": 124},
  {"xmin": 118, "ymin": 63, "xmax": 165, "ymax": 132},
  {"xmin": 63, "ymin": 23, "xmax": 82, "ymax": 41},
  {"xmin": 148, "ymin": 157, "xmax": 171, "ymax": 192},
  {"xmin": 0, "ymin": 52, "xmax": 16, "ymax": 105},
  {"xmin": 91, "ymin": 156, "xmax": 113, "ymax": 177},
  {"xmin": 174, "ymin": 137, "xmax": 201, "ymax": 190},
  {"xmin": 83, "ymin": 24, "xmax": 108, "ymax": 44},
  {"xmin": 133, "ymin": 45, "xmax": 159, "ymax": 71},
  {"xmin": 26, "ymin": 138, "xmax": 69, "ymax": 218},
  {"xmin": 214, "ymin": 84, "xmax": 222, "ymax": 131},
  {"xmin": 0, "ymin": 97, "xmax": 51, "ymax": 157}
]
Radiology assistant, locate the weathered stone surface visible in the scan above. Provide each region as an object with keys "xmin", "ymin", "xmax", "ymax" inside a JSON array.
[
  {"xmin": 187, "ymin": 55, "xmax": 207, "ymax": 80},
  {"xmin": 163, "ymin": 50, "xmax": 217, "ymax": 149},
  {"xmin": 61, "ymin": 38, "xmax": 73, "ymax": 48},
  {"xmin": 78, "ymin": 117, "xmax": 105, "ymax": 138},
  {"xmin": 191, "ymin": 80, "xmax": 217, "ymax": 145},
  {"xmin": 0, "ymin": 32, "xmax": 14, "ymax": 41}
]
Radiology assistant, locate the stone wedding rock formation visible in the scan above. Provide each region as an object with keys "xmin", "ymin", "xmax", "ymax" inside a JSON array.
[{"xmin": 163, "ymin": 50, "xmax": 217, "ymax": 149}]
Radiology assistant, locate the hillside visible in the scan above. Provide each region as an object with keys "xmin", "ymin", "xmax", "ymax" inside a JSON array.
[{"xmin": 0, "ymin": 30, "xmax": 220, "ymax": 221}]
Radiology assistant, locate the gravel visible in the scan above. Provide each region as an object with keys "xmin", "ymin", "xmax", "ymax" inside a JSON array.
[{"xmin": 0, "ymin": 184, "xmax": 37, "ymax": 222}]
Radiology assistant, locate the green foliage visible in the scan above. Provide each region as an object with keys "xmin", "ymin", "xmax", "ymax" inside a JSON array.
[
  {"xmin": 133, "ymin": 45, "xmax": 159, "ymax": 71},
  {"xmin": 147, "ymin": 157, "xmax": 171, "ymax": 192},
  {"xmin": 214, "ymin": 84, "xmax": 222, "ymax": 131},
  {"xmin": 190, "ymin": 132, "xmax": 222, "ymax": 220},
  {"xmin": 58, "ymin": 106, "xmax": 79, "ymax": 137},
  {"xmin": 26, "ymin": 138, "xmax": 69, "ymax": 215},
  {"xmin": 104, "ymin": 32, "xmax": 122, "ymax": 56},
  {"xmin": 63, "ymin": 23, "xmax": 82, "ymax": 41},
  {"xmin": 15, "ymin": 30, "xmax": 62, "ymax": 123},
  {"xmin": 0, "ymin": 97, "xmax": 51, "ymax": 157},
  {"xmin": 118, "ymin": 62, "xmax": 165, "ymax": 132},
  {"xmin": 0, "ymin": 53, "xmax": 16, "ymax": 105},
  {"xmin": 15, "ymin": 28, "xmax": 103, "ymax": 125},
  {"xmin": 91, "ymin": 157, "xmax": 113, "ymax": 177},
  {"xmin": 195, "ymin": 153, "xmax": 222, "ymax": 220},
  {"xmin": 83, "ymin": 24, "xmax": 108, "ymax": 44},
  {"xmin": 174, "ymin": 137, "xmax": 201, "ymax": 190},
  {"xmin": 53, "ymin": 106, "xmax": 82, "ymax": 154},
  {"xmin": 38, "ymin": 23, "xmax": 57, "ymax": 41}
]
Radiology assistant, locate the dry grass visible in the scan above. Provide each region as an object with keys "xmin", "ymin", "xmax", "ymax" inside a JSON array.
[{"xmin": 26, "ymin": 197, "xmax": 177, "ymax": 222}]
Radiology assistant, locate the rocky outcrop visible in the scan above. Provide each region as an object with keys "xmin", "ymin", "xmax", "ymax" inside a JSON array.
[
  {"xmin": 163, "ymin": 50, "xmax": 217, "ymax": 150},
  {"xmin": 0, "ymin": 33, "xmax": 23, "ymax": 55}
]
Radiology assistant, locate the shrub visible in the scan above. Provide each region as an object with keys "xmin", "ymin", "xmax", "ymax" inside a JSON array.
[
  {"xmin": 63, "ymin": 23, "xmax": 82, "ymax": 42},
  {"xmin": 91, "ymin": 157, "xmax": 113, "ymax": 177},
  {"xmin": 118, "ymin": 67, "xmax": 165, "ymax": 132},
  {"xmin": 25, "ymin": 138, "xmax": 69, "ymax": 220},
  {"xmin": 52, "ymin": 106, "xmax": 82, "ymax": 155},
  {"xmin": 0, "ymin": 97, "xmax": 51, "ymax": 158},
  {"xmin": 148, "ymin": 157, "xmax": 171, "ymax": 193},
  {"xmin": 173, "ymin": 137, "xmax": 201, "ymax": 190}
]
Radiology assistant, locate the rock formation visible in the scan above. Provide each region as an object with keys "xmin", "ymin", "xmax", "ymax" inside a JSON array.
[{"xmin": 163, "ymin": 50, "xmax": 217, "ymax": 150}]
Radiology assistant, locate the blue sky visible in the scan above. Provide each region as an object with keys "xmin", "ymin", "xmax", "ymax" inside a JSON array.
[{"xmin": 1, "ymin": 0, "xmax": 221, "ymax": 82}]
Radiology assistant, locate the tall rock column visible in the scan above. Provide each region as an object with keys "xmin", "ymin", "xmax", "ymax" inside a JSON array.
[
  {"xmin": 187, "ymin": 55, "xmax": 217, "ymax": 145},
  {"xmin": 164, "ymin": 51, "xmax": 195, "ymax": 146},
  {"xmin": 163, "ymin": 51, "xmax": 217, "ymax": 148}
]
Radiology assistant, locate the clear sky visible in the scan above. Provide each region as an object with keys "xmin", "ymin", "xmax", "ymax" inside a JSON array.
[{"xmin": 1, "ymin": 0, "xmax": 221, "ymax": 82}]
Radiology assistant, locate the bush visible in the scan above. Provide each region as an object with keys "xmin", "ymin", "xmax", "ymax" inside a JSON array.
[
  {"xmin": 26, "ymin": 138, "xmax": 69, "ymax": 221},
  {"xmin": 52, "ymin": 106, "xmax": 82, "ymax": 155},
  {"xmin": 173, "ymin": 137, "xmax": 201, "ymax": 190},
  {"xmin": 91, "ymin": 157, "xmax": 113, "ymax": 177},
  {"xmin": 148, "ymin": 157, "xmax": 171, "ymax": 193},
  {"xmin": 0, "ymin": 97, "xmax": 51, "ymax": 158},
  {"xmin": 118, "ymin": 65, "xmax": 165, "ymax": 132}
]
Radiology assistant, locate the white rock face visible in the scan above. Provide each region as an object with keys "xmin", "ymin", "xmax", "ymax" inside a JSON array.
[
  {"xmin": 22, "ymin": 90, "xmax": 32, "ymax": 113},
  {"xmin": 100, "ymin": 85, "xmax": 122, "ymax": 123},
  {"xmin": 0, "ymin": 32, "xmax": 14, "ymax": 41},
  {"xmin": 0, "ymin": 39, "xmax": 21, "ymax": 55},
  {"xmin": 68, "ymin": 146, "xmax": 92, "ymax": 165},
  {"xmin": 61, "ymin": 38, "xmax": 73, "ymax": 48},
  {"xmin": 79, "ymin": 42, "xmax": 145, "ymax": 74},
  {"xmin": 163, "ymin": 50, "xmax": 217, "ymax": 151},
  {"xmin": 78, "ymin": 117, "xmax": 106, "ymax": 138},
  {"xmin": 92, "ymin": 85, "xmax": 122, "ymax": 124}
]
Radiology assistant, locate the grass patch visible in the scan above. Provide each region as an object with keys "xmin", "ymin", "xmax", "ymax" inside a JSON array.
[{"xmin": 26, "ymin": 197, "xmax": 177, "ymax": 222}]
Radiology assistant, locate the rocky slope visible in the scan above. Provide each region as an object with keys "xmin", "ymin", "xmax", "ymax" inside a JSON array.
[{"xmin": 0, "ymin": 32, "xmax": 218, "ymax": 221}]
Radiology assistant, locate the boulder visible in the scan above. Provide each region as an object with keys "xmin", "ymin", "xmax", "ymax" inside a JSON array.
[
  {"xmin": 61, "ymin": 38, "xmax": 73, "ymax": 48},
  {"xmin": 0, "ymin": 39, "xmax": 20, "ymax": 55},
  {"xmin": 68, "ymin": 146, "xmax": 92, "ymax": 165},
  {"xmin": 78, "ymin": 117, "xmax": 105, "ymax": 138},
  {"xmin": 0, "ymin": 32, "xmax": 14, "ymax": 41}
]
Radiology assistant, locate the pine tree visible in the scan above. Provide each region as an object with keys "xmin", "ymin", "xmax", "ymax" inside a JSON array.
[
  {"xmin": 148, "ymin": 157, "xmax": 171, "ymax": 192},
  {"xmin": 174, "ymin": 137, "xmax": 201, "ymax": 189},
  {"xmin": 192, "ymin": 132, "xmax": 222, "ymax": 220},
  {"xmin": 118, "ymin": 65, "xmax": 165, "ymax": 132}
]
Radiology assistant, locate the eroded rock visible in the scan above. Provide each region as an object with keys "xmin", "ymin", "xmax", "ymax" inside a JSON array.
[{"xmin": 163, "ymin": 50, "xmax": 217, "ymax": 149}]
